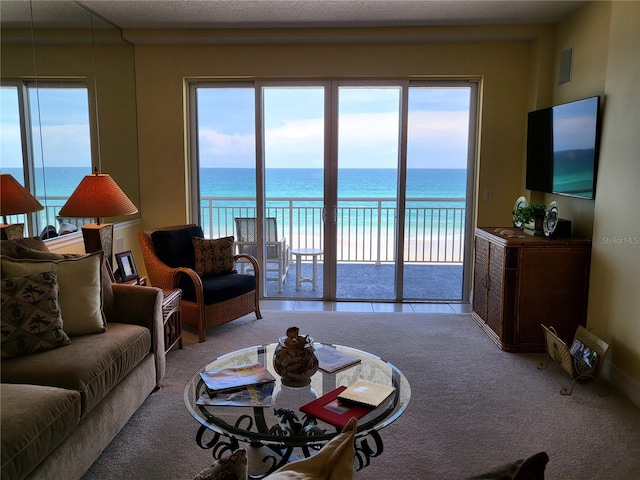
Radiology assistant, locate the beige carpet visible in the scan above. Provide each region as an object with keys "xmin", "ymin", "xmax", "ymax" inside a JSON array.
[{"xmin": 81, "ymin": 310, "xmax": 640, "ymax": 479}]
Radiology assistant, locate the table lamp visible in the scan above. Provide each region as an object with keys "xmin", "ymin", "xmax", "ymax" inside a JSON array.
[
  {"xmin": 0, "ymin": 173, "xmax": 44, "ymax": 240},
  {"xmin": 58, "ymin": 168, "xmax": 138, "ymax": 267}
]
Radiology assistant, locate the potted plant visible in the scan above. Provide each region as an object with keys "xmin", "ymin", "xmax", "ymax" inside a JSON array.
[{"xmin": 513, "ymin": 203, "xmax": 546, "ymax": 232}]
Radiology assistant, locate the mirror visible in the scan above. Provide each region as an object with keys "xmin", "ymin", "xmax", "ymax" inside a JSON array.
[{"xmin": 0, "ymin": 0, "xmax": 140, "ymax": 238}]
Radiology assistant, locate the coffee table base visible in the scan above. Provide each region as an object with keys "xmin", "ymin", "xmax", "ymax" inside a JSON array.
[{"xmin": 194, "ymin": 409, "xmax": 384, "ymax": 478}]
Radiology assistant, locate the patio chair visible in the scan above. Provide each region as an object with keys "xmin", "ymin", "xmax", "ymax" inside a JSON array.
[
  {"xmin": 234, "ymin": 217, "xmax": 289, "ymax": 292},
  {"xmin": 138, "ymin": 224, "xmax": 262, "ymax": 342}
]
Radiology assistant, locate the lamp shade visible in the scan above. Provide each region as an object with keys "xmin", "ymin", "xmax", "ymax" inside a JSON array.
[
  {"xmin": 58, "ymin": 172, "xmax": 138, "ymax": 223},
  {"xmin": 0, "ymin": 173, "xmax": 44, "ymax": 216}
]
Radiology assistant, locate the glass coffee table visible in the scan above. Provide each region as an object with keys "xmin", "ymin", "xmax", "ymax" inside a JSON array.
[{"xmin": 184, "ymin": 343, "xmax": 410, "ymax": 478}]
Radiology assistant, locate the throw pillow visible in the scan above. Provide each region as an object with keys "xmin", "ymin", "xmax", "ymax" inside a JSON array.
[
  {"xmin": 267, "ymin": 417, "xmax": 357, "ymax": 480},
  {"xmin": 0, "ymin": 236, "xmax": 48, "ymax": 258},
  {"xmin": 1, "ymin": 270, "xmax": 71, "ymax": 359},
  {"xmin": 0, "ymin": 251, "xmax": 106, "ymax": 336},
  {"xmin": 193, "ymin": 236, "xmax": 235, "ymax": 277},
  {"xmin": 12, "ymin": 245, "xmax": 116, "ymax": 324},
  {"xmin": 192, "ymin": 449, "xmax": 247, "ymax": 480}
]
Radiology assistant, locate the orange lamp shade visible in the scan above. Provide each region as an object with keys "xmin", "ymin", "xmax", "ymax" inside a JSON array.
[
  {"xmin": 0, "ymin": 173, "xmax": 44, "ymax": 217},
  {"xmin": 58, "ymin": 172, "xmax": 138, "ymax": 223}
]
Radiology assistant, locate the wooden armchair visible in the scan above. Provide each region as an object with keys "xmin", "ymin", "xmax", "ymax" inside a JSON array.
[{"xmin": 138, "ymin": 224, "xmax": 262, "ymax": 342}]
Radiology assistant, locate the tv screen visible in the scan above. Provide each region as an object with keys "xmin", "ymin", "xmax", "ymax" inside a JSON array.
[{"xmin": 525, "ymin": 96, "xmax": 601, "ymax": 200}]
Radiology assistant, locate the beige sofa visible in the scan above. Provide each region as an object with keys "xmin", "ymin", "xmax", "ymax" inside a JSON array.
[{"xmin": 1, "ymin": 238, "xmax": 166, "ymax": 480}]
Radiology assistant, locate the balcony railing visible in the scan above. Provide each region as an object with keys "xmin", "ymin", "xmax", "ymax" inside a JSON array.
[
  {"xmin": 4, "ymin": 196, "xmax": 94, "ymax": 237},
  {"xmin": 201, "ymin": 196, "xmax": 466, "ymax": 264},
  {"xmin": 9, "ymin": 195, "xmax": 465, "ymax": 265}
]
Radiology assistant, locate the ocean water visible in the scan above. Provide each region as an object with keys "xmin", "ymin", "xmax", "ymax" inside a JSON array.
[
  {"xmin": 201, "ymin": 168, "xmax": 467, "ymax": 199},
  {"xmin": 4, "ymin": 166, "xmax": 467, "ymax": 261},
  {"xmin": 3, "ymin": 167, "xmax": 466, "ymax": 200}
]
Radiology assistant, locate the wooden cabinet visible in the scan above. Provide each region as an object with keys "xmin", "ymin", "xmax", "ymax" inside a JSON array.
[{"xmin": 472, "ymin": 227, "xmax": 591, "ymax": 352}]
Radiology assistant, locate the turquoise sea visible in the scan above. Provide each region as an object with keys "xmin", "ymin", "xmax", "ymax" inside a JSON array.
[
  {"xmin": 3, "ymin": 167, "xmax": 467, "ymax": 200},
  {"xmin": 4, "ymin": 167, "xmax": 467, "ymax": 259}
]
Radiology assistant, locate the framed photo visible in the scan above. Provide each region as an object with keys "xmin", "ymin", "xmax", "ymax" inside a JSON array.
[{"xmin": 114, "ymin": 250, "xmax": 139, "ymax": 282}]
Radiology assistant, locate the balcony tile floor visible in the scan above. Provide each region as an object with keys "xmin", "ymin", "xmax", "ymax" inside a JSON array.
[{"xmin": 260, "ymin": 261, "xmax": 472, "ymax": 313}]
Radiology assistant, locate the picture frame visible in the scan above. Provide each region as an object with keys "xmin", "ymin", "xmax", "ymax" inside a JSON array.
[{"xmin": 114, "ymin": 250, "xmax": 139, "ymax": 282}]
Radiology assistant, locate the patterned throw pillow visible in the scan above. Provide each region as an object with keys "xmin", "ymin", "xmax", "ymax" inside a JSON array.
[
  {"xmin": 0, "ymin": 251, "xmax": 106, "ymax": 336},
  {"xmin": 193, "ymin": 236, "xmax": 235, "ymax": 277},
  {"xmin": 1, "ymin": 270, "xmax": 71, "ymax": 359}
]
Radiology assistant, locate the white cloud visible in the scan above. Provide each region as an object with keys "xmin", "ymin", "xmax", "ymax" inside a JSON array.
[{"xmin": 197, "ymin": 109, "xmax": 470, "ymax": 169}]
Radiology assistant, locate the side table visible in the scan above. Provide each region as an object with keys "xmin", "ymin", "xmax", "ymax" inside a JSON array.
[
  {"xmin": 290, "ymin": 248, "xmax": 323, "ymax": 291},
  {"xmin": 161, "ymin": 289, "xmax": 182, "ymax": 353}
]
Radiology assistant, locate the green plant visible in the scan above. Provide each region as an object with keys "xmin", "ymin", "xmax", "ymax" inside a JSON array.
[{"xmin": 512, "ymin": 203, "xmax": 546, "ymax": 226}]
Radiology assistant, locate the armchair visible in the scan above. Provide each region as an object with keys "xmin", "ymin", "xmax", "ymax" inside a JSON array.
[
  {"xmin": 138, "ymin": 224, "xmax": 262, "ymax": 342},
  {"xmin": 234, "ymin": 217, "xmax": 289, "ymax": 292}
]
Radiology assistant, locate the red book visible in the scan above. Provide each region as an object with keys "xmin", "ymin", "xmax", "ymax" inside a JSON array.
[{"xmin": 299, "ymin": 386, "xmax": 372, "ymax": 429}]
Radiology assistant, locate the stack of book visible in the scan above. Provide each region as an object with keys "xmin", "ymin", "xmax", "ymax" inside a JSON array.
[
  {"xmin": 197, "ymin": 363, "xmax": 276, "ymax": 407},
  {"xmin": 299, "ymin": 379, "xmax": 396, "ymax": 429}
]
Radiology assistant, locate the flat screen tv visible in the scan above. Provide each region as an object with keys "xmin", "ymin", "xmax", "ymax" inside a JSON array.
[{"xmin": 526, "ymin": 96, "xmax": 601, "ymax": 200}]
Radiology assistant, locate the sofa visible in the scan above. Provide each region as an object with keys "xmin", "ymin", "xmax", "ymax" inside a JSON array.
[{"xmin": 1, "ymin": 237, "xmax": 166, "ymax": 480}]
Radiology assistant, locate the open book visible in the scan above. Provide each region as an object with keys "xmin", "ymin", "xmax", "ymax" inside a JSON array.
[
  {"xmin": 337, "ymin": 379, "xmax": 396, "ymax": 408},
  {"xmin": 199, "ymin": 363, "xmax": 275, "ymax": 394}
]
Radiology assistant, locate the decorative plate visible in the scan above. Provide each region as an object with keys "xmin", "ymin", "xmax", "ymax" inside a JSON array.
[
  {"xmin": 512, "ymin": 196, "xmax": 528, "ymax": 228},
  {"xmin": 543, "ymin": 201, "xmax": 559, "ymax": 237}
]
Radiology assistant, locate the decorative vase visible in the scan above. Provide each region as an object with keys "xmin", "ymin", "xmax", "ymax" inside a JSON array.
[{"xmin": 273, "ymin": 327, "xmax": 319, "ymax": 387}]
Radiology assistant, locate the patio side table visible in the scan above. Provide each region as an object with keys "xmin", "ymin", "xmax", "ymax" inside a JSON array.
[{"xmin": 290, "ymin": 248, "xmax": 322, "ymax": 291}]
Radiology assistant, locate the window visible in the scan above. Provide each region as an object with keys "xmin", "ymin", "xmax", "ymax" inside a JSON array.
[{"xmin": 0, "ymin": 82, "xmax": 92, "ymax": 237}]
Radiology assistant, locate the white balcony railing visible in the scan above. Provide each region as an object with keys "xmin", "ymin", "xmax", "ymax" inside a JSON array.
[
  {"xmin": 10, "ymin": 195, "xmax": 465, "ymax": 265},
  {"xmin": 201, "ymin": 196, "xmax": 466, "ymax": 264}
]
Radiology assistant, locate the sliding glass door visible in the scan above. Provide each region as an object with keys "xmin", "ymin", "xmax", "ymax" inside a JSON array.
[
  {"xmin": 334, "ymin": 85, "xmax": 401, "ymax": 300},
  {"xmin": 262, "ymin": 86, "xmax": 325, "ymax": 298},
  {"xmin": 190, "ymin": 80, "xmax": 476, "ymax": 302},
  {"xmin": 403, "ymin": 84, "xmax": 474, "ymax": 301}
]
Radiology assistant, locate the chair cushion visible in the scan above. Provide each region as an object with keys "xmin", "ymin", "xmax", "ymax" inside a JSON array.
[
  {"xmin": 1, "ymin": 384, "xmax": 81, "ymax": 480},
  {"xmin": 1, "ymin": 322, "xmax": 151, "ymax": 417},
  {"xmin": 193, "ymin": 236, "xmax": 235, "ymax": 277},
  {"xmin": 1, "ymin": 252, "xmax": 106, "ymax": 336},
  {"xmin": 151, "ymin": 225, "xmax": 204, "ymax": 269},
  {"xmin": 179, "ymin": 273, "xmax": 256, "ymax": 305},
  {"xmin": 1, "ymin": 270, "xmax": 71, "ymax": 359}
]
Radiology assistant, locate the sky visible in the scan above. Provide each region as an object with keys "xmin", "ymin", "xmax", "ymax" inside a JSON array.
[
  {"xmin": 1, "ymin": 86, "xmax": 91, "ymax": 169},
  {"xmin": 198, "ymin": 85, "xmax": 472, "ymax": 169},
  {"xmin": 1, "ymin": 84, "xmax": 472, "ymax": 170}
]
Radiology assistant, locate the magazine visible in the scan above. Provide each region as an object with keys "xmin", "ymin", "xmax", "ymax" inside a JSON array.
[
  {"xmin": 315, "ymin": 345, "xmax": 362, "ymax": 373},
  {"xmin": 569, "ymin": 339, "xmax": 598, "ymax": 368},
  {"xmin": 199, "ymin": 363, "xmax": 275, "ymax": 394},
  {"xmin": 196, "ymin": 382, "xmax": 274, "ymax": 407}
]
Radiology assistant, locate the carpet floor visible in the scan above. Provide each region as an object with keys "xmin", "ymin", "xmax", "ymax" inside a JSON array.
[{"xmin": 81, "ymin": 310, "xmax": 640, "ymax": 479}]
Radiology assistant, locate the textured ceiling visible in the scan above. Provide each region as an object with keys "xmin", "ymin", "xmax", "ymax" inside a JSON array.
[{"xmin": 1, "ymin": 0, "xmax": 589, "ymax": 30}]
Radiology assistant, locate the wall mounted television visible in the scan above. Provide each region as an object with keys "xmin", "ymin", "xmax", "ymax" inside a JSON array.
[{"xmin": 526, "ymin": 95, "xmax": 601, "ymax": 200}]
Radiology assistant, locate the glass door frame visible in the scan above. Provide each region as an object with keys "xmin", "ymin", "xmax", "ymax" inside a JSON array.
[{"xmin": 187, "ymin": 78, "xmax": 478, "ymax": 303}]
